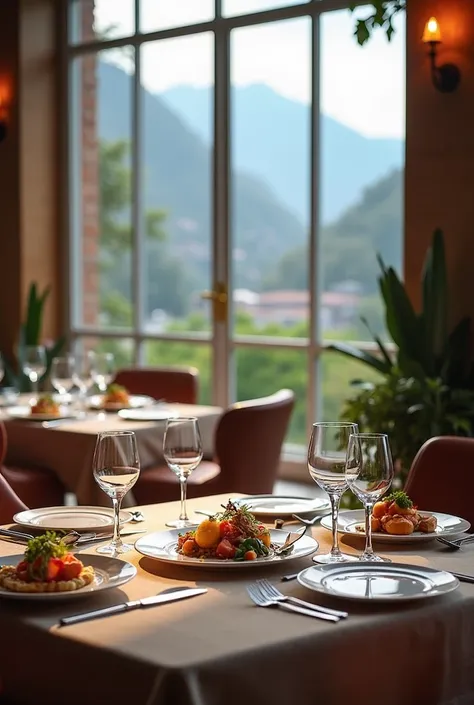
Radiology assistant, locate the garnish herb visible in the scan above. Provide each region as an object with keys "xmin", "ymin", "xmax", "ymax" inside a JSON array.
[{"xmin": 384, "ymin": 491, "xmax": 413, "ymax": 509}]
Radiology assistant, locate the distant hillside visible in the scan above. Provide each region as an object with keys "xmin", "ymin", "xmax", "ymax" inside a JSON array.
[{"xmin": 161, "ymin": 84, "xmax": 404, "ymax": 224}]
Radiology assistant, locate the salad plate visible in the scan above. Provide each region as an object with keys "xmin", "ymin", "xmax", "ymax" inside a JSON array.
[
  {"xmin": 6, "ymin": 406, "xmax": 76, "ymax": 422},
  {"xmin": 320, "ymin": 509, "xmax": 470, "ymax": 543},
  {"xmin": 298, "ymin": 562, "xmax": 459, "ymax": 603},
  {"xmin": 232, "ymin": 495, "xmax": 330, "ymax": 517},
  {"xmin": 13, "ymin": 506, "xmax": 133, "ymax": 533},
  {"xmin": 0, "ymin": 553, "xmax": 136, "ymax": 601},
  {"xmin": 135, "ymin": 526, "xmax": 318, "ymax": 568}
]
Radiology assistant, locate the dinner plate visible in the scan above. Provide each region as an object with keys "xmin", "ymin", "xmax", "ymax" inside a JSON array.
[
  {"xmin": 88, "ymin": 394, "xmax": 154, "ymax": 411},
  {"xmin": 13, "ymin": 506, "xmax": 133, "ymax": 533},
  {"xmin": 233, "ymin": 495, "xmax": 331, "ymax": 517},
  {"xmin": 135, "ymin": 527, "xmax": 318, "ymax": 568},
  {"xmin": 118, "ymin": 407, "xmax": 172, "ymax": 422},
  {"xmin": 5, "ymin": 406, "xmax": 76, "ymax": 422},
  {"xmin": 320, "ymin": 509, "xmax": 471, "ymax": 543},
  {"xmin": 0, "ymin": 554, "xmax": 136, "ymax": 601},
  {"xmin": 298, "ymin": 562, "xmax": 459, "ymax": 603}
]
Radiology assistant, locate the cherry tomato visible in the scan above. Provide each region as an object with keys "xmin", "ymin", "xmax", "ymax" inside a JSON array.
[
  {"xmin": 244, "ymin": 550, "xmax": 257, "ymax": 561},
  {"xmin": 58, "ymin": 555, "xmax": 83, "ymax": 581},
  {"xmin": 46, "ymin": 558, "xmax": 63, "ymax": 582},
  {"xmin": 16, "ymin": 560, "xmax": 27, "ymax": 573},
  {"xmin": 182, "ymin": 540, "xmax": 196, "ymax": 556},
  {"xmin": 219, "ymin": 520, "xmax": 233, "ymax": 538},
  {"xmin": 215, "ymin": 539, "xmax": 236, "ymax": 559}
]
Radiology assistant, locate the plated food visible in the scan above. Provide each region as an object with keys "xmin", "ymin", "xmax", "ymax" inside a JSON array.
[
  {"xmin": 30, "ymin": 395, "xmax": 61, "ymax": 417},
  {"xmin": 0, "ymin": 532, "xmax": 94, "ymax": 593},
  {"xmin": 367, "ymin": 491, "xmax": 437, "ymax": 536},
  {"xmin": 178, "ymin": 501, "xmax": 272, "ymax": 561},
  {"xmin": 102, "ymin": 383, "xmax": 130, "ymax": 409}
]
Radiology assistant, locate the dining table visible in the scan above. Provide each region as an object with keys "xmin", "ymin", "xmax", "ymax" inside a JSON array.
[
  {"xmin": 0, "ymin": 493, "xmax": 473, "ymax": 705},
  {"xmin": 0, "ymin": 399, "xmax": 222, "ymax": 506}
]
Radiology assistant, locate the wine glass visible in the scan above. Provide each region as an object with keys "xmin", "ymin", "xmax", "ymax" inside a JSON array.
[
  {"xmin": 23, "ymin": 346, "xmax": 47, "ymax": 401},
  {"xmin": 72, "ymin": 352, "xmax": 96, "ymax": 412},
  {"xmin": 308, "ymin": 421, "xmax": 359, "ymax": 564},
  {"xmin": 163, "ymin": 417, "xmax": 203, "ymax": 529},
  {"xmin": 91, "ymin": 352, "xmax": 114, "ymax": 393},
  {"xmin": 345, "ymin": 432, "xmax": 394, "ymax": 562},
  {"xmin": 51, "ymin": 356, "xmax": 75, "ymax": 400},
  {"xmin": 92, "ymin": 431, "xmax": 140, "ymax": 556}
]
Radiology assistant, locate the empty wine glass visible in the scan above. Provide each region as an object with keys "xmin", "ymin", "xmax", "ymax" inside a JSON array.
[
  {"xmin": 23, "ymin": 346, "xmax": 47, "ymax": 401},
  {"xmin": 308, "ymin": 421, "xmax": 359, "ymax": 564},
  {"xmin": 51, "ymin": 356, "xmax": 75, "ymax": 400},
  {"xmin": 163, "ymin": 417, "xmax": 203, "ymax": 529},
  {"xmin": 91, "ymin": 352, "xmax": 114, "ymax": 393},
  {"xmin": 345, "ymin": 432, "xmax": 394, "ymax": 562},
  {"xmin": 73, "ymin": 352, "xmax": 96, "ymax": 412},
  {"xmin": 92, "ymin": 430, "xmax": 140, "ymax": 556}
]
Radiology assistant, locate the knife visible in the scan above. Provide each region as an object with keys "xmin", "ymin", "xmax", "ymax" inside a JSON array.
[
  {"xmin": 75, "ymin": 529, "xmax": 147, "ymax": 544},
  {"xmin": 59, "ymin": 586, "xmax": 207, "ymax": 626}
]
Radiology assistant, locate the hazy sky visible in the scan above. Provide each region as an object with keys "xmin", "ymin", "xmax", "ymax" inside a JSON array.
[{"xmin": 92, "ymin": 0, "xmax": 405, "ymax": 139}]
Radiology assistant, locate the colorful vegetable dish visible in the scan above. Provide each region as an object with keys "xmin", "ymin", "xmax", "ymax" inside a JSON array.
[
  {"xmin": 103, "ymin": 384, "xmax": 130, "ymax": 408},
  {"xmin": 0, "ymin": 532, "xmax": 94, "ymax": 593},
  {"xmin": 30, "ymin": 395, "xmax": 60, "ymax": 417},
  {"xmin": 361, "ymin": 491, "xmax": 438, "ymax": 536},
  {"xmin": 177, "ymin": 501, "xmax": 272, "ymax": 561}
]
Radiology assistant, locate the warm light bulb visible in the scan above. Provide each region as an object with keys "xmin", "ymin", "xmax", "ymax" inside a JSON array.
[{"xmin": 423, "ymin": 17, "xmax": 442, "ymax": 43}]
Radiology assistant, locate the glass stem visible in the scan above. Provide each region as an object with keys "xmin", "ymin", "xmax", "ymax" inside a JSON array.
[
  {"xmin": 364, "ymin": 502, "xmax": 374, "ymax": 556},
  {"xmin": 179, "ymin": 477, "xmax": 188, "ymax": 521},
  {"xmin": 112, "ymin": 497, "xmax": 122, "ymax": 547},
  {"xmin": 329, "ymin": 493, "xmax": 342, "ymax": 556},
  {"xmin": 32, "ymin": 375, "xmax": 38, "ymax": 396}
]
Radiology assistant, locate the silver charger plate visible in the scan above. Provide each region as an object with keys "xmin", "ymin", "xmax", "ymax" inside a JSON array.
[
  {"xmin": 320, "ymin": 509, "xmax": 471, "ymax": 543},
  {"xmin": 88, "ymin": 394, "xmax": 154, "ymax": 411},
  {"xmin": 298, "ymin": 562, "xmax": 459, "ymax": 603},
  {"xmin": 135, "ymin": 526, "xmax": 318, "ymax": 568},
  {"xmin": 233, "ymin": 495, "xmax": 331, "ymax": 517},
  {"xmin": 118, "ymin": 407, "xmax": 171, "ymax": 422},
  {"xmin": 0, "ymin": 554, "xmax": 136, "ymax": 601},
  {"xmin": 13, "ymin": 506, "xmax": 133, "ymax": 533}
]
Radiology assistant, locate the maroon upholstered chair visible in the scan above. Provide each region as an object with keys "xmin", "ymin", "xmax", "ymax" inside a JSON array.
[
  {"xmin": 0, "ymin": 472, "xmax": 27, "ymax": 524},
  {"xmin": 113, "ymin": 366, "xmax": 199, "ymax": 404},
  {"xmin": 404, "ymin": 436, "xmax": 474, "ymax": 527},
  {"xmin": 133, "ymin": 389, "xmax": 295, "ymax": 505},
  {"xmin": 0, "ymin": 421, "xmax": 65, "ymax": 509}
]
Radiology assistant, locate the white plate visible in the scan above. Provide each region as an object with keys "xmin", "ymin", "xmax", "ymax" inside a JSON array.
[
  {"xmin": 13, "ymin": 506, "xmax": 133, "ymax": 533},
  {"xmin": 118, "ymin": 407, "xmax": 172, "ymax": 422},
  {"xmin": 298, "ymin": 562, "xmax": 459, "ymax": 603},
  {"xmin": 0, "ymin": 554, "xmax": 136, "ymax": 601},
  {"xmin": 135, "ymin": 527, "xmax": 318, "ymax": 568},
  {"xmin": 320, "ymin": 509, "xmax": 471, "ymax": 543},
  {"xmin": 6, "ymin": 406, "xmax": 75, "ymax": 422},
  {"xmin": 88, "ymin": 394, "xmax": 154, "ymax": 411},
  {"xmin": 233, "ymin": 495, "xmax": 331, "ymax": 517}
]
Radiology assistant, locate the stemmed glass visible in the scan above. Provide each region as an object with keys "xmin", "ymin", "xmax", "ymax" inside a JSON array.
[
  {"xmin": 51, "ymin": 356, "xmax": 75, "ymax": 401},
  {"xmin": 73, "ymin": 352, "xmax": 96, "ymax": 412},
  {"xmin": 163, "ymin": 417, "xmax": 203, "ymax": 529},
  {"xmin": 23, "ymin": 346, "xmax": 47, "ymax": 401},
  {"xmin": 308, "ymin": 421, "xmax": 359, "ymax": 564},
  {"xmin": 345, "ymin": 432, "xmax": 394, "ymax": 562},
  {"xmin": 91, "ymin": 352, "xmax": 114, "ymax": 393},
  {"xmin": 92, "ymin": 430, "xmax": 140, "ymax": 556}
]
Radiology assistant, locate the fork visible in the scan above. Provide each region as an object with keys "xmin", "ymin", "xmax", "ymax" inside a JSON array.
[
  {"xmin": 292, "ymin": 514, "xmax": 322, "ymax": 527},
  {"xmin": 256, "ymin": 578, "xmax": 348, "ymax": 619},
  {"xmin": 246, "ymin": 583, "xmax": 340, "ymax": 622},
  {"xmin": 437, "ymin": 534, "xmax": 474, "ymax": 550}
]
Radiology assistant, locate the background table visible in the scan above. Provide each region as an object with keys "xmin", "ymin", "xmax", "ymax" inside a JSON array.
[
  {"xmin": 0, "ymin": 493, "xmax": 474, "ymax": 705},
  {"xmin": 1, "ymin": 404, "xmax": 222, "ymax": 505}
]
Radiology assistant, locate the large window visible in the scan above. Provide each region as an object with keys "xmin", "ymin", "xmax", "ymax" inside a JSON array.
[{"xmin": 66, "ymin": 0, "xmax": 405, "ymax": 462}]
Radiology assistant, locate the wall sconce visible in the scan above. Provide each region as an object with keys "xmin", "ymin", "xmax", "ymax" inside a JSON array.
[{"xmin": 422, "ymin": 17, "xmax": 461, "ymax": 93}]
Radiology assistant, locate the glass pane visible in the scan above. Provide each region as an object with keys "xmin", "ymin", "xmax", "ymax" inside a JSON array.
[
  {"xmin": 75, "ymin": 337, "xmax": 135, "ymax": 370},
  {"xmin": 140, "ymin": 0, "xmax": 213, "ymax": 32},
  {"xmin": 141, "ymin": 34, "xmax": 214, "ymax": 336},
  {"xmin": 235, "ymin": 347, "xmax": 307, "ymax": 446},
  {"xmin": 319, "ymin": 8, "xmax": 405, "ymax": 343},
  {"xmin": 320, "ymin": 350, "xmax": 383, "ymax": 422},
  {"xmin": 224, "ymin": 0, "xmax": 308, "ymax": 17},
  {"xmin": 70, "ymin": 0, "xmax": 135, "ymax": 45},
  {"xmin": 71, "ymin": 49, "xmax": 134, "ymax": 330},
  {"xmin": 144, "ymin": 342, "xmax": 212, "ymax": 405},
  {"xmin": 230, "ymin": 18, "xmax": 310, "ymax": 339}
]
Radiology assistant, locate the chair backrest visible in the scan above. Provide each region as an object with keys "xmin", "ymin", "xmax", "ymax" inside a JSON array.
[
  {"xmin": 404, "ymin": 436, "xmax": 474, "ymax": 525},
  {"xmin": 0, "ymin": 421, "xmax": 27, "ymax": 521},
  {"xmin": 211, "ymin": 389, "xmax": 295, "ymax": 495},
  {"xmin": 113, "ymin": 366, "xmax": 199, "ymax": 404}
]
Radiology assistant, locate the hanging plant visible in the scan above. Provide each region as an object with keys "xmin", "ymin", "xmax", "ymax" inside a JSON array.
[{"xmin": 352, "ymin": 1, "xmax": 406, "ymax": 45}]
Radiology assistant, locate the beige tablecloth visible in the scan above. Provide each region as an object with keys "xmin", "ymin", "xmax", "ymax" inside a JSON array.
[
  {"xmin": 1, "ymin": 404, "xmax": 222, "ymax": 505},
  {"xmin": 0, "ymin": 494, "xmax": 474, "ymax": 705}
]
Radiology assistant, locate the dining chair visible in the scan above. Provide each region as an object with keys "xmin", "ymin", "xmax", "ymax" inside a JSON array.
[
  {"xmin": 113, "ymin": 366, "xmax": 199, "ymax": 404},
  {"xmin": 133, "ymin": 389, "xmax": 295, "ymax": 504},
  {"xmin": 404, "ymin": 436, "xmax": 474, "ymax": 526},
  {"xmin": 0, "ymin": 421, "xmax": 66, "ymax": 509},
  {"xmin": 0, "ymin": 471, "xmax": 27, "ymax": 524}
]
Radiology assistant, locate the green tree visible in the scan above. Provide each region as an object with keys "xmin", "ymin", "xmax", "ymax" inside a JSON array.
[{"xmin": 352, "ymin": 1, "xmax": 406, "ymax": 46}]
